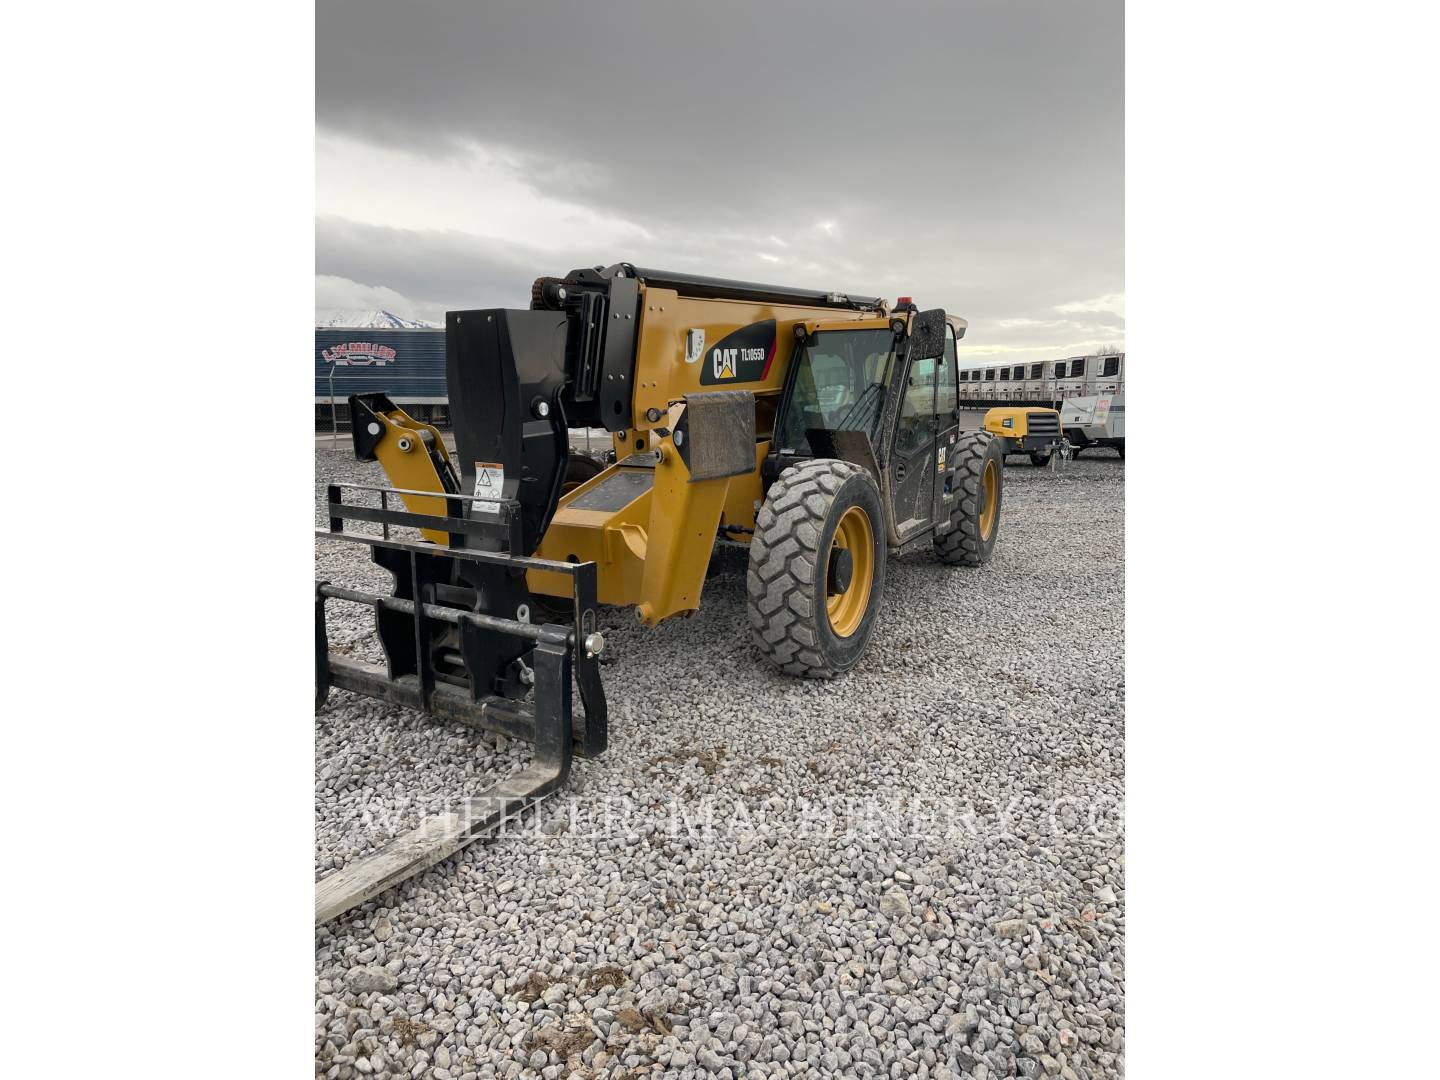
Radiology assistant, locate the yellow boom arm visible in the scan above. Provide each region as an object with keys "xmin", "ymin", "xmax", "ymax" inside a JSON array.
[{"xmin": 347, "ymin": 394, "xmax": 460, "ymax": 544}]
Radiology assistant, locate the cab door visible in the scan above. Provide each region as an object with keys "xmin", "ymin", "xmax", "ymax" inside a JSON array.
[
  {"xmin": 887, "ymin": 325, "xmax": 956, "ymax": 538},
  {"xmin": 889, "ymin": 350, "xmax": 938, "ymax": 536},
  {"xmin": 931, "ymin": 326, "xmax": 960, "ymax": 525}
]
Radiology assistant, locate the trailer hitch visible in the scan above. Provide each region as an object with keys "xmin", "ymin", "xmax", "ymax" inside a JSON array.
[{"xmin": 314, "ymin": 483, "xmax": 607, "ymax": 924}]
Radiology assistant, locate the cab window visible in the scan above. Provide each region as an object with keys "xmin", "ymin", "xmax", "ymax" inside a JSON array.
[
  {"xmin": 777, "ymin": 328, "xmax": 895, "ymax": 454},
  {"xmin": 936, "ymin": 326, "xmax": 958, "ymax": 415},
  {"xmin": 896, "ymin": 326, "xmax": 958, "ymax": 456},
  {"xmin": 896, "ymin": 356, "xmax": 938, "ymax": 455}
]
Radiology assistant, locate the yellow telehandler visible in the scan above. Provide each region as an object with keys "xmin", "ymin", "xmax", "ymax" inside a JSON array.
[{"xmin": 315, "ymin": 263, "xmax": 1005, "ymax": 921}]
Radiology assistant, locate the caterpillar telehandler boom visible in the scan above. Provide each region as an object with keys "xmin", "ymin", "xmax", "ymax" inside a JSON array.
[{"xmin": 315, "ymin": 263, "xmax": 1005, "ymax": 921}]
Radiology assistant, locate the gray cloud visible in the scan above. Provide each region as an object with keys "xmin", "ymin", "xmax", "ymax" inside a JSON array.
[{"xmin": 317, "ymin": 0, "xmax": 1122, "ymax": 357}]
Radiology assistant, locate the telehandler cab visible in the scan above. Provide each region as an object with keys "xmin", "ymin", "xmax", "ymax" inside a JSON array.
[{"xmin": 315, "ymin": 263, "xmax": 1004, "ymax": 921}]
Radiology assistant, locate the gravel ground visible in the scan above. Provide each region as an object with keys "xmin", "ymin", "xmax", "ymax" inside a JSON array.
[{"xmin": 315, "ymin": 444, "xmax": 1125, "ymax": 1080}]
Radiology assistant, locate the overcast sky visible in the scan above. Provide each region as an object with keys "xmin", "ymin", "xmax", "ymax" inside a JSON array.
[{"xmin": 317, "ymin": 0, "xmax": 1122, "ymax": 360}]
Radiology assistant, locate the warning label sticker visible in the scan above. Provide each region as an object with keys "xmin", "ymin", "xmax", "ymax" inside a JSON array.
[{"xmin": 472, "ymin": 461, "xmax": 504, "ymax": 505}]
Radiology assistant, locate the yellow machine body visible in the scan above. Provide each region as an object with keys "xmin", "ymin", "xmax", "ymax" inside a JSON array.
[
  {"xmin": 982, "ymin": 405, "xmax": 1064, "ymax": 459},
  {"xmin": 354, "ymin": 268, "xmax": 970, "ymax": 630},
  {"xmin": 528, "ymin": 288, "xmax": 886, "ymax": 626},
  {"xmin": 983, "ymin": 406, "xmax": 1053, "ymax": 439}
]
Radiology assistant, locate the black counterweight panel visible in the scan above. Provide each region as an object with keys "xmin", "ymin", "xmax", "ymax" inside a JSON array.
[{"xmin": 677, "ymin": 391, "xmax": 756, "ymax": 482}]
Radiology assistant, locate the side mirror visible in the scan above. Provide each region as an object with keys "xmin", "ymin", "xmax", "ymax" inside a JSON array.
[{"xmin": 907, "ymin": 308, "xmax": 947, "ymax": 361}]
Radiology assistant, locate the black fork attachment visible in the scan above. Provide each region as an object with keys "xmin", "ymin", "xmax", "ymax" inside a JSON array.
[{"xmin": 314, "ymin": 483, "xmax": 607, "ymax": 924}]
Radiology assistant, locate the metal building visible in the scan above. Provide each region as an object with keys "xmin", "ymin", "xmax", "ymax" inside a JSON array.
[{"xmin": 315, "ymin": 329, "xmax": 447, "ymax": 429}]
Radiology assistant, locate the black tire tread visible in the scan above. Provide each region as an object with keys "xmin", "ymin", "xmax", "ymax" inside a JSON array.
[
  {"xmin": 746, "ymin": 459, "xmax": 873, "ymax": 678},
  {"xmin": 934, "ymin": 432, "xmax": 1000, "ymax": 567}
]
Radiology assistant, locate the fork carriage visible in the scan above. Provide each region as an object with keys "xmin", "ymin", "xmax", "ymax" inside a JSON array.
[{"xmin": 314, "ymin": 483, "xmax": 607, "ymax": 923}]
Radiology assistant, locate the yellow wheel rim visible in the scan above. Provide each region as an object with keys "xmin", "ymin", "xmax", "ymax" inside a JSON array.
[
  {"xmin": 826, "ymin": 505, "xmax": 875, "ymax": 638},
  {"xmin": 979, "ymin": 459, "xmax": 999, "ymax": 540}
]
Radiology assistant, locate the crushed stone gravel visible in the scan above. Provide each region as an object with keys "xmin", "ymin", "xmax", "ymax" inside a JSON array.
[{"xmin": 316, "ymin": 445, "xmax": 1124, "ymax": 1079}]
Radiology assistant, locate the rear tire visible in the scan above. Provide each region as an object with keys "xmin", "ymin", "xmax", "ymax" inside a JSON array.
[
  {"xmin": 934, "ymin": 432, "xmax": 1004, "ymax": 566},
  {"xmin": 531, "ymin": 453, "xmax": 609, "ymax": 621},
  {"xmin": 747, "ymin": 459, "xmax": 886, "ymax": 678},
  {"xmin": 561, "ymin": 452, "xmax": 604, "ymax": 496}
]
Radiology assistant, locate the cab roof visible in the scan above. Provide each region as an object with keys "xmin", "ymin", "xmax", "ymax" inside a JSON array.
[{"xmin": 804, "ymin": 311, "xmax": 969, "ymax": 338}]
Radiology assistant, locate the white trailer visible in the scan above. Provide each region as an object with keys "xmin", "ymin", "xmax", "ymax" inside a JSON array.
[
  {"xmin": 1061, "ymin": 392, "xmax": 1125, "ymax": 458},
  {"xmin": 958, "ymin": 352, "xmax": 1125, "ymax": 458}
]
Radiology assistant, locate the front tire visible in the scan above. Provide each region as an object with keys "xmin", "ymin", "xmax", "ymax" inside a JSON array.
[
  {"xmin": 747, "ymin": 459, "xmax": 886, "ymax": 678},
  {"xmin": 934, "ymin": 432, "xmax": 1005, "ymax": 566}
]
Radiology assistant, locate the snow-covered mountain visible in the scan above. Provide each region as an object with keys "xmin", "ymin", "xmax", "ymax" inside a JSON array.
[{"xmin": 315, "ymin": 309, "xmax": 440, "ymax": 330}]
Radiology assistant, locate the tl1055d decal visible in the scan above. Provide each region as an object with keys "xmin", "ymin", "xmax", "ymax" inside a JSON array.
[{"xmin": 699, "ymin": 319, "xmax": 777, "ymax": 385}]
